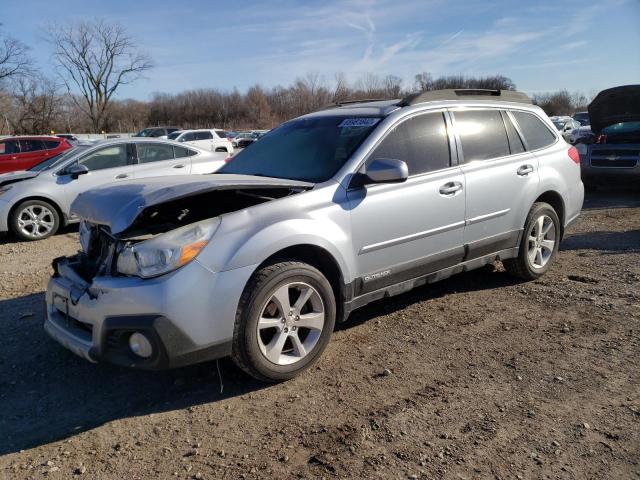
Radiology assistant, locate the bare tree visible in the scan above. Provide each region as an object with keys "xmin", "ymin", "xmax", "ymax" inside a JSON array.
[
  {"xmin": 48, "ymin": 19, "xmax": 152, "ymax": 132},
  {"xmin": 8, "ymin": 75, "xmax": 62, "ymax": 134},
  {"xmin": 0, "ymin": 25, "xmax": 32, "ymax": 82}
]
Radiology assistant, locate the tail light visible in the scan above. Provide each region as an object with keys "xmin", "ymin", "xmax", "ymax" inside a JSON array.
[
  {"xmin": 224, "ymin": 155, "xmax": 232, "ymax": 163},
  {"xmin": 568, "ymin": 146, "xmax": 580, "ymax": 165}
]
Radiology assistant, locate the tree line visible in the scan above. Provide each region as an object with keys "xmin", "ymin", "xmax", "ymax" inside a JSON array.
[{"xmin": 0, "ymin": 19, "xmax": 594, "ymax": 135}]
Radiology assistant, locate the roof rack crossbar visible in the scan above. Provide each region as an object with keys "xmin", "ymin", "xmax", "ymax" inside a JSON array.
[{"xmin": 400, "ymin": 89, "xmax": 531, "ymax": 106}]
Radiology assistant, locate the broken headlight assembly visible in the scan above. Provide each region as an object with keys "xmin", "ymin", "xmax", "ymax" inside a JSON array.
[{"xmin": 116, "ymin": 217, "xmax": 221, "ymax": 278}]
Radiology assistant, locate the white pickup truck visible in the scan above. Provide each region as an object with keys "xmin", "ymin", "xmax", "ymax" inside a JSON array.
[{"xmin": 168, "ymin": 129, "xmax": 234, "ymax": 154}]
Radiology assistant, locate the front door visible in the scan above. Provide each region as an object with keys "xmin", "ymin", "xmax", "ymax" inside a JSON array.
[
  {"xmin": 348, "ymin": 111, "xmax": 466, "ymax": 296},
  {"xmin": 59, "ymin": 143, "xmax": 137, "ymax": 216}
]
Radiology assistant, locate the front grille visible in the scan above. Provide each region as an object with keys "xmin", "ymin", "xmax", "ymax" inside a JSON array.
[{"xmin": 590, "ymin": 146, "xmax": 639, "ymax": 168}]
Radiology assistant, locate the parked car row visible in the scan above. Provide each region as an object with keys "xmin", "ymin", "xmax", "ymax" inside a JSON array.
[
  {"xmin": 38, "ymin": 88, "xmax": 586, "ymax": 383},
  {"xmin": 0, "ymin": 139, "xmax": 229, "ymax": 240}
]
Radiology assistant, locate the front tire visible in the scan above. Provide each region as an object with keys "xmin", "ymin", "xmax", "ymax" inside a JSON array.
[
  {"xmin": 10, "ymin": 199, "xmax": 60, "ymax": 241},
  {"xmin": 231, "ymin": 261, "xmax": 336, "ymax": 382},
  {"xmin": 504, "ymin": 202, "xmax": 560, "ymax": 280}
]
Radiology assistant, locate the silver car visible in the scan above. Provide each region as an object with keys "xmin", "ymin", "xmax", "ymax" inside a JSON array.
[
  {"xmin": 0, "ymin": 139, "xmax": 228, "ymax": 240},
  {"xmin": 45, "ymin": 89, "xmax": 584, "ymax": 382}
]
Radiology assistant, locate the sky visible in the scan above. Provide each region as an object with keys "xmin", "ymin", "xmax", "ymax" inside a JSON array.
[{"xmin": 3, "ymin": 0, "xmax": 639, "ymax": 100}]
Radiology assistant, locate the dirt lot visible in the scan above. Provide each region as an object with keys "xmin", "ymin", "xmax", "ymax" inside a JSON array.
[{"xmin": 0, "ymin": 189, "xmax": 638, "ymax": 480}]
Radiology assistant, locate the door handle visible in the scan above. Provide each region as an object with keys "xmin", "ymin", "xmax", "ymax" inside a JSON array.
[
  {"xmin": 439, "ymin": 181, "xmax": 463, "ymax": 196},
  {"xmin": 115, "ymin": 173, "xmax": 129, "ymax": 179},
  {"xmin": 517, "ymin": 165, "xmax": 534, "ymax": 176},
  {"xmin": 173, "ymin": 164, "xmax": 185, "ymax": 169}
]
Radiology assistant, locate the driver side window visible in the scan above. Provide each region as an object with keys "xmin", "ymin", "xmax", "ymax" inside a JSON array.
[{"xmin": 79, "ymin": 145, "xmax": 128, "ymax": 171}]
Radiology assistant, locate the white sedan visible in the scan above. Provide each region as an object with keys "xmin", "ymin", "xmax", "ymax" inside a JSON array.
[{"xmin": 168, "ymin": 129, "xmax": 234, "ymax": 154}]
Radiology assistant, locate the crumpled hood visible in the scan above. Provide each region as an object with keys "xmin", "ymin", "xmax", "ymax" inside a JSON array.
[
  {"xmin": 71, "ymin": 174, "xmax": 313, "ymax": 234},
  {"xmin": 588, "ymin": 85, "xmax": 640, "ymax": 134},
  {"xmin": 0, "ymin": 170, "xmax": 40, "ymax": 187}
]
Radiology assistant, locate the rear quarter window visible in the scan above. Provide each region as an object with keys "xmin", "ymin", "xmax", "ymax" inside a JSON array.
[
  {"xmin": 44, "ymin": 140, "xmax": 60, "ymax": 149},
  {"xmin": 511, "ymin": 111, "xmax": 557, "ymax": 150}
]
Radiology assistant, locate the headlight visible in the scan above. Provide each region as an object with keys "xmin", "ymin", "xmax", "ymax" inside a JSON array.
[
  {"xmin": 0, "ymin": 185, "xmax": 13, "ymax": 196},
  {"xmin": 116, "ymin": 217, "xmax": 220, "ymax": 278}
]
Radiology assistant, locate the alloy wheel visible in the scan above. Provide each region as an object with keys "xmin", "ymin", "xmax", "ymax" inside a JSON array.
[
  {"xmin": 17, "ymin": 205, "xmax": 55, "ymax": 239},
  {"xmin": 527, "ymin": 214, "xmax": 556, "ymax": 269},
  {"xmin": 256, "ymin": 282, "xmax": 325, "ymax": 366}
]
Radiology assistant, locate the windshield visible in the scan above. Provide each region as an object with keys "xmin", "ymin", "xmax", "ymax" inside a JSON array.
[
  {"xmin": 218, "ymin": 116, "xmax": 381, "ymax": 182},
  {"xmin": 28, "ymin": 146, "xmax": 89, "ymax": 171},
  {"xmin": 552, "ymin": 121, "xmax": 567, "ymax": 130},
  {"xmin": 167, "ymin": 131, "xmax": 182, "ymax": 140}
]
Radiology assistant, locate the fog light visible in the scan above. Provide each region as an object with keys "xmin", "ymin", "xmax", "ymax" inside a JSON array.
[{"xmin": 129, "ymin": 332, "xmax": 153, "ymax": 358}]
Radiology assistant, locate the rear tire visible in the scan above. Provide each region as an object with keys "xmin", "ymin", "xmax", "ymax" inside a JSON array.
[
  {"xmin": 231, "ymin": 261, "xmax": 336, "ymax": 382},
  {"xmin": 504, "ymin": 202, "xmax": 560, "ymax": 280},
  {"xmin": 10, "ymin": 199, "xmax": 60, "ymax": 241}
]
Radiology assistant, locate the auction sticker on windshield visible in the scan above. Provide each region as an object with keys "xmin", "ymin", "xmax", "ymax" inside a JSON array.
[{"xmin": 338, "ymin": 118, "xmax": 380, "ymax": 128}]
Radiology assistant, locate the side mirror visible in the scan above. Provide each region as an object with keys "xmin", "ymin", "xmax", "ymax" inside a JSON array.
[
  {"xmin": 364, "ymin": 158, "xmax": 408, "ymax": 185},
  {"xmin": 67, "ymin": 164, "xmax": 89, "ymax": 179}
]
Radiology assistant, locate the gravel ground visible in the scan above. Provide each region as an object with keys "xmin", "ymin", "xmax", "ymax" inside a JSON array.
[{"xmin": 0, "ymin": 189, "xmax": 638, "ymax": 480}]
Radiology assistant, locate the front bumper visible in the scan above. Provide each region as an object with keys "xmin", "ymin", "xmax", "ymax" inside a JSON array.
[{"xmin": 44, "ymin": 255, "xmax": 257, "ymax": 369}]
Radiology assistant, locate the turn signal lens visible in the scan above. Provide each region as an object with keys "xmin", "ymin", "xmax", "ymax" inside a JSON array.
[{"xmin": 178, "ymin": 240, "xmax": 209, "ymax": 266}]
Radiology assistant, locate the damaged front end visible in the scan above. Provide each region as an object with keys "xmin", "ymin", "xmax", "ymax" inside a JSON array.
[{"xmin": 58, "ymin": 177, "xmax": 311, "ymax": 283}]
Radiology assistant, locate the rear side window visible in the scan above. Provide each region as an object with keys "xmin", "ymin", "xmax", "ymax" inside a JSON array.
[
  {"xmin": 19, "ymin": 139, "xmax": 46, "ymax": 152},
  {"xmin": 511, "ymin": 111, "xmax": 557, "ymax": 150},
  {"xmin": 502, "ymin": 112, "xmax": 525, "ymax": 154},
  {"xmin": 136, "ymin": 143, "xmax": 175, "ymax": 163},
  {"xmin": 44, "ymin": 140, "xmax": 60, "ymax": 149},
  {"xmin": 215, "ymin": 130, "xmax": 228, "ymax": 138},
  {"xmin": 174, "ymin": 146, "xmax": 197, "ymax": 158},
  {"xmin": 195, "ymin": 131, "xmax": 213, "ymax": 140},
  {"xmin": 370, "ymin": 112, "xmax": 450, "ymax": 175},
  {"xmin": 0, "ymin": 140, "xmax": 20, "ymax": 154},
  {"xmin": 453, "ymin": 110, "xmax": 510, "ymax": 162},
  {"xmin": 181, "ymin": 132, "xmax": 196, "ymax": 142}
]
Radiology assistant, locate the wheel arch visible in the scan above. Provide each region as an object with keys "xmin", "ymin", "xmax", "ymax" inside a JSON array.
[
  {"xmin": 256, "ymin": 244, "xmax": 348, "ymax": 322},
  {"xmin": 534, "ymin": 190, "xmax": 565, "ymax": 239}
]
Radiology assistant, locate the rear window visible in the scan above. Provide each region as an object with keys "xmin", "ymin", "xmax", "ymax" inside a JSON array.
[
  {"xmin": 194, "ymin": 131, "xmax": 213, "ymax": 140},
  {"xmin": 215, "ymin": 130, "xmax": 228, "ymax": 138},
  {"xmin": 454, "ymin": 109, "xmax": 510, "ymax": 162},
  {"xmin": 20, "ymin": 139, "xmax": 46, "ymax": 152},
  {"xmin": 174, "ymin": 146, "xmax": 197, "ymax": 157},
  {"xmin": 511, "ymin": 111, "xmax": 557, "ymax": 150}
]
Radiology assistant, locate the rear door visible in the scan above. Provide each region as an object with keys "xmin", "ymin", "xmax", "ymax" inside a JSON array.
[
  {"xmin": 451, "ymin": 108, "xmax": 539, "ymax": 257},
  {"xmin": 193, "ymin": 130, "xmax": 214, "ymax": 151},
  {"xmin": 133, "ymin": 142, "xmax": 192, "ymax": 177},
  {"xmin": 348, "ymin": 111, "xmax": 466, "ymax": 296},
  {"xmin": 18, "ymin": 139, "xmax": 48, "ymax": 170}
]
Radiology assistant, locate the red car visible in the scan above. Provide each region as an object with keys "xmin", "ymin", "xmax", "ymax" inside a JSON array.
[{"xmin": 0, "ymin": 136, "xmax": 73, "ymax": 174}]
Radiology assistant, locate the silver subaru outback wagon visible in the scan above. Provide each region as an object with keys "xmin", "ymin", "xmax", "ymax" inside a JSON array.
[{"xmin": 45, "ymin": 89, "xmax": 584, "ymax": 382}]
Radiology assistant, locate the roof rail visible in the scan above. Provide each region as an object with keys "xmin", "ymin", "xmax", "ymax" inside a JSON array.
[
  {"xmin": 319, "ymin": 98, "xmax": 392, "ymax": 110},
  {"xmin": 399, "ymin": 89, "xmax": 531, "ymax": 106}
]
